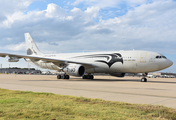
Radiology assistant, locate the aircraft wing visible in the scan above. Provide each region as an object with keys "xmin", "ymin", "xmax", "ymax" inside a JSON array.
[{"xmin": 0, "ymin": 53, "xmax": 97, "ymax": 69}]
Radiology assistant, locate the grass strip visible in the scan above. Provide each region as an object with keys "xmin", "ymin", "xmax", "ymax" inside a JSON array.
[{"xmin": 0, "ymin": 88, "xmax": 176, "ymax": 120}]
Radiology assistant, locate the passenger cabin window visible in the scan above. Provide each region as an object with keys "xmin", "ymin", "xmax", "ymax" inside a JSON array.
[{"xmin": 155, "ymin": 56, "xmax": 167, "ymax": 59}]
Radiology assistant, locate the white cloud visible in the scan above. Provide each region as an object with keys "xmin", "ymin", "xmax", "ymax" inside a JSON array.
[
  {"xmin": 71, "ymin": 7, "xmax": 82, "ymax": 13},
  {"xmin": 0, "ymin": 42, "xmax": 26, "ymax": 51},
  {"xmin": 45, "ymin": 3, "xmax": 66, "ymax": 18},
  {"xmin": 2, "ymin": 12, "xmax": 24, "ymax": 28},
  {"xmin": 0, "ymin": 1, "xmax": 176, "ymax": 53},
  {"xmin": 0, "ymin": 0, "xmax": 35, "ymax": 20},
  {"xmin": 71, "ymin": 0, "xmax": 151, "ymax": 8},
  {"xmin": 96, "ymin": 0, "xmax": 176, "ymax": 43},
  {"xmin": 0, "ymin": 0, "xmax": 176, "ymax": 71},
  {"xmin": 0, "ymin": 0, "xmax": 38, "ymax": 28},
  {"xmin": 72, "ymin": 0, "xmax": 118, "ymax": 8},
  {"xmin": 121, "ymin": 0, "xmax": 176, "ymax": 25},
  {"xmin": 85, "ymin": 6, "xmax": 100, "ymax": 18},
  {"xmin": 0, "ymin": 0, "xmax": 33, "ymax": 13}
]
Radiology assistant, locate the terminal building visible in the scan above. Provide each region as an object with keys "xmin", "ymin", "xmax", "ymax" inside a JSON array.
[
  {"xmin": 0, "ymin": 68, "xmax": 175, "ymax": 77},
  {"xmin": 0, "ymin": 68, "xmax": 41, "ymax": 74}
]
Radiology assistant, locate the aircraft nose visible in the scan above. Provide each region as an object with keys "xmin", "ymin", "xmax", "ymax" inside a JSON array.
[{"xmin": 167, "ymin": 59, "xmax": 173, "ymax": 67}]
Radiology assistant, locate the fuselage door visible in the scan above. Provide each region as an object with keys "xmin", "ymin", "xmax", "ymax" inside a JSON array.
[{"xmin": 140, "ymin": 53, "xmax": 147, "ymax": 63}]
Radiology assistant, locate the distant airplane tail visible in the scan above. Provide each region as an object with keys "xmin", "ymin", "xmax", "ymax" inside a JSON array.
[{"xmin": 24, "ymin": 33, "xmax": 43, "ymax": 56}]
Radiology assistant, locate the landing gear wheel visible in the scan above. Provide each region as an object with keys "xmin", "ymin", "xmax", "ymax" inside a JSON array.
[
  {"xmin": 86, "ymin": 75, "xmax": 90, "ymax": 79},
  {"xmin": 63, "ymin": 75, "xmax": 70, "ymax": 79},
  {"xmin": 83, "ymin": 75, "xmax": 86, "ymax": 79},
  {"xmin": 90, "ymin": 75, "xmax": 94, "ymax": 79},
  {"xmin": 82, "ymin": 75, "xmax": 94, "ymax": 79},
  {"xmin": 57, "ymin": 75, "xmax": 61, "ymax": 79},
  {"xmin": 141, "ymin": 78, "xmax": 147, "ymax": 82},
  {"xmin": 65, "ymin": 75, "xmax": 70, "ymax": 79},
  {"xmin": 141, "ymin": 73, "xmax": 148, "ymax": 82},
  {"xmin": 57, "ymin": 74, "xmax": 70, "ymax": 79}
]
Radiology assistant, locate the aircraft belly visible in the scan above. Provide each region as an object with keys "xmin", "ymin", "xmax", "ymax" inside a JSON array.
[
  {"xmin": 145, "ymin": 64, "xmax": 159, "ymax": 72},
  {"xmin": 109, "ymin": 62, "xmax": 124, "ymax": 72},
  {"xmin": 88, "ymin": 62, "xmax": 108, "ymax": 73},
  {"xmin": 135, "ymin": 63, "xmax": 159, "ymax": 73},
  {"xmin": 94, "ymin": 63, "xmax": 109, "ymax": 73},
  {"xmin": 86, "ymin": 68, "xmax": 95, "ymax": 73},
  {"xmin": 93, "ymin": 61, "xmax": 137, "ymax": 73},
  {"xmin": 122, "ymin": 62, "xmax": 136, "ymax": 73}
]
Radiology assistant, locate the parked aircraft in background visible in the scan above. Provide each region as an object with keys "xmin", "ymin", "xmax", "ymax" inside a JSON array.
[
  {"xmin": 0, "ymin": 33, "xmax": 173, "ymax": 82},
  {"xmin": 147, "ymin": 74, "xmax": 156, "ymax": 78}
]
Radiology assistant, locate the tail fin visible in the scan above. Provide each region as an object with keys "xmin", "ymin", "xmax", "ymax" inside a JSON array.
[{"xmin": 24, "ymin": 33, "xmax": 43, "ymax": 56}]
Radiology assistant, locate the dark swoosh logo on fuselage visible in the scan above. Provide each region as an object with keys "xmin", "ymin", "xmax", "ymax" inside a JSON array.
[{"xmin": 72, "ymin": 53, "xmax": 123, "ymax": 68}]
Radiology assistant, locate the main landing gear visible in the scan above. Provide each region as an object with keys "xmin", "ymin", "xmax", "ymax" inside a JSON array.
[
  {"xmin": 57, "ymin": 74, "xmax": 70, "ymax": 79},
  {"xmin": 82, "ymin": 74, "xmax": 94, "ymax": 79},
  {"xmin": 141, "ymin": 73, "xmax": 148, "ymax": 82}
]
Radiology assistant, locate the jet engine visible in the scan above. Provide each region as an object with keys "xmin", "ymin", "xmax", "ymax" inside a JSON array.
[
  {"xmin": 109, "ymin": 72, "xmax": 126, "ymax": 77},
  {"xmin": 7, "ymin": 57, "xmax": 19, "ymax": 62},
  {"xmin": 63, "ymin": 64, "xmax": 85, "ymax": 77}
]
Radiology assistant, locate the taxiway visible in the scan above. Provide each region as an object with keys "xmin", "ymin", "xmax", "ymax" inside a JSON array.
[{"xmin": 0, "ymin": 74, "xmax": 176, "ymax": 108}]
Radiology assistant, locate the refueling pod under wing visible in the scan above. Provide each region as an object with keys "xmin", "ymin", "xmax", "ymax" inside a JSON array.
[{"xmin": 7, "ymin": 57, "xmax": 19, "ymax": 62}]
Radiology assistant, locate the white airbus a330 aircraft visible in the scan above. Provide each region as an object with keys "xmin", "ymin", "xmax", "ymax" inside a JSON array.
[{"xmin": 0, "ymin": 33, "xmax": 173, "ymax": 82}]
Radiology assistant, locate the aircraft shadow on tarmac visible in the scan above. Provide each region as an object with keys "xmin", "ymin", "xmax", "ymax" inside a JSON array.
[
  {"xmin": 20, "ymin": 79, "xmax": 140, "ymax": 82},
  {"xmin": 20, "ymin": 80, "xmax": 59, "ymax": 82},
  {"xmin": 69, "ymin": 79, "xmax": 140, "ymax": 82}
]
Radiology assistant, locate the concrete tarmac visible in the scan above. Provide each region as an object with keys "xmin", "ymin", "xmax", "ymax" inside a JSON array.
[{"xmin": 0, "ymin": 74, "xmax": 176, "ymax": 108}]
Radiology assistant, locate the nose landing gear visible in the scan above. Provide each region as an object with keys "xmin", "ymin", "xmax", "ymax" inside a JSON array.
[
  {"xmin": 141, "ymin": 73, "xmax": 148, "ymax": 82},
  {"xmin": 141, "ymin": 77, "xmax": 147, "ymax": 82}
]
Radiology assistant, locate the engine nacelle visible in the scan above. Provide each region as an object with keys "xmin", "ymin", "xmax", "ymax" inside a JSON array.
[
  {"xmin": 63, "ymin": 64, "xmax": 85, "ymax": 77},
  {"xmin": 7, "ymin": 57, "xmax": 19, "ymax": 62},
  {"xmin": 109, "ymin": 72, "xmax": 126, "ymax": 77}
]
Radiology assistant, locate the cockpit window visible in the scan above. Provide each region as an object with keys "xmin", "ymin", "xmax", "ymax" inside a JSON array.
[
  {"xmin": 155, "ymin": 56, "xmax": 167, "ymax": 59},
  {"xmin": 162, "ymin": 56, "xmax": 167, "ymax": 59}
]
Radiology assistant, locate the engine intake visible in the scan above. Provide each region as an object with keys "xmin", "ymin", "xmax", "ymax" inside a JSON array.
[{"xmin": 63, "ymin": 64, "xmax": 85, "ymax": 77}]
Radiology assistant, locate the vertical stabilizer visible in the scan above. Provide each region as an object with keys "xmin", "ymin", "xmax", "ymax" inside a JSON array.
[{"xmin": 24, "ymin": 33, "xmax": 43, "ymax": 56}]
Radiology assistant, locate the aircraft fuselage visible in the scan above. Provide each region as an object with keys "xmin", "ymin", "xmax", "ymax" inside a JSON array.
[{"xmin": 26, "ymin": 50, "xmax": 173, "ymax": 74}]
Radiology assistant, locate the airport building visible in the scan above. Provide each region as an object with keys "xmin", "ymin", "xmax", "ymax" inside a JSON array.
[{"xmin": 0, "ymin": 68, "xmax": 41, "ymax": 74}]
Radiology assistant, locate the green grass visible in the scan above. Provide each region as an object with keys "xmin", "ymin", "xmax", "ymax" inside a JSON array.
[{"xmin": 0, "ymin": 88, "xmax": 176, "ymax": 120}]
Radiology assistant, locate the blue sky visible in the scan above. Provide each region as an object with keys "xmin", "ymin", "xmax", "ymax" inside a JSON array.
[
  {"xmin": 28, "ymin": 1, "xmax": 67, "ymax": 11},
  {"xmin": 0, "ymin": 0, "xmax": 176, "ymax": 73}
]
